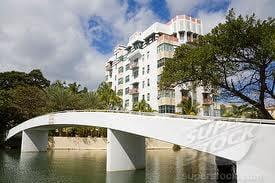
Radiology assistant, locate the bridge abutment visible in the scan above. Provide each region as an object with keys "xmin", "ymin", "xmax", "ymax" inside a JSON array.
[
  {"xmin": 21, "ymin": 130, "xmax": 48, "ymax": 152},
  {"xmin": 107, "ymin": 129, "xmax": 145, "ymax": 171}
]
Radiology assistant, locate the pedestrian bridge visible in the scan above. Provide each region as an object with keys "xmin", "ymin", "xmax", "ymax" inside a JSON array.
[{"xmin": 5, "ymin": 111, "xmax": 275, "ymax": 182}]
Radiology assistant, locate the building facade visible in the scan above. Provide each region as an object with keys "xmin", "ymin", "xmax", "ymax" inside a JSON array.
[{"xmin": 105, "ymin": 15, "xmax": 220, "ymax": 116}]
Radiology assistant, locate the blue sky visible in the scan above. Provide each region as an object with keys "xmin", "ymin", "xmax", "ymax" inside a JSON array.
[
  {"xmin": 0, "ymin": 0, "xmax": 274, "ymax": 89},
  {"xmin": 87, "ymin": 0, "xmax": 231, "ymax": 55}
]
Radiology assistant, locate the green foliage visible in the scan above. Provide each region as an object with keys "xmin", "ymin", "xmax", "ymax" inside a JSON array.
[
  {"xmin": 160, "ymin": 10, "xmax": 275, "ymax": 119},
  {"xmin": 0, "ymin": 69, "xmax": 50, "ymax": 90},
  {"xmin": 97, "ymin": 82, "xmax": 122, "ymax": 109},
  {"xmin": 221, "ymin": 104, "xmax": 261, "ymax": 119},
  {"xmin": 46, "ymin": 84, "xmax": 81, "ymax": 111},
  {"xmin": 177, "ymin": 98, "xmax": 198, "ymax": 115},
  {"xmin": 133, "ymin": 99, "xmax": 153, "ymax": 112}
]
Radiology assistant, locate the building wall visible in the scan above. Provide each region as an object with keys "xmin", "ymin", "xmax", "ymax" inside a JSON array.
[{"xmin": 105, "ymin": 15, "xmax": 218, "ymax": 116}]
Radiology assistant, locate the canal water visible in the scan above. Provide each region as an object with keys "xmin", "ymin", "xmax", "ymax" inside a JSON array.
[{"xmin": 0, "ymin": 149, "xmax": 219, "ymax": 183}]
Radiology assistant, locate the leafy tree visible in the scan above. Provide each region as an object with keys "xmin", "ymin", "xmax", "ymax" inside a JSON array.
[
  {"xmin": 0, "ymin": 69, "xmax": 50, "ymax": 90},
  {"xmin": 221, "ymin": 104, "xmax": 261, "ymax": 118},
  {"xmin": 97, "ymin": 82, "xmax": 122, "ymax": 109},
  {"xmin": 46, "ymin": 84, "xmax": 81, "ymax": 111},
  {"xmin": 160, "ymin": 10, "xmax": 275, "ymax": 119},
  {"xmin": 133, "ymin": 99, "xmax": 153, "ymax": 112},
  {"xmin": 177, "ymin": 98, "xmax": 198, "ymax": 115},
  {"xmin": 79, "ymin": 91, "xmax": 103, "ymax": 109}
]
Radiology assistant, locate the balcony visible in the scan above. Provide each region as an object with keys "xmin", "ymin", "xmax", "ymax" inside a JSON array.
[
  {"xmin": 203, "ymin": 97, "xmax": 213, "ymax": 105},
  {"xmin": 130, "ymin": 62, "xmax": 139, "ymax": 70},
  {"xmin": 157, "ymin": 34, "xmax": 179, "ymax": 45},
  {"xmin": 127, "ymin": 48, "xmax": 142, "ymax": 60},
  {"xmin": 129, "ymin": 88, "xmax": 139, "ymax": 95},
  {"xmin": 106, "ymin": 64, "xmax": 112, "ymax": 71}
]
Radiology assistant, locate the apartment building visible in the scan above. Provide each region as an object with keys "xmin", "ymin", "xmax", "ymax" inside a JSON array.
[{"xmin": 105, "ymin": 15, "xmax": 220, "ymax": 116}]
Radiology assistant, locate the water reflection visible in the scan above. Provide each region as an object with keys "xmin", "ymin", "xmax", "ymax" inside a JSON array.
[{"xmin": 0, "ymin": 148, "xmax": 219, "ymax": 183}]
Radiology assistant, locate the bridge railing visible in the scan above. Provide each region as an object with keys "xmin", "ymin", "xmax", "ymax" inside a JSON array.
[{"xmin": 51, "ymin": 109, "xmax": 275, "ymax": 125}]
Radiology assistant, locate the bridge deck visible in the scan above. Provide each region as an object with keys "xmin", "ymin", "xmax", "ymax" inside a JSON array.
[{"xmin": 49, "ymin": 110, "xmax": 275, "ymax": 125}]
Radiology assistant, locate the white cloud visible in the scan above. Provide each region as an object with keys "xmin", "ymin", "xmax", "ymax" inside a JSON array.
[
  {"xmin": 0, "ymin": 0, "xmax": 157, "ymax": 89},
  {"xmin": 166, "ymin": 0, "xmax": 275, "ymax": 34}
]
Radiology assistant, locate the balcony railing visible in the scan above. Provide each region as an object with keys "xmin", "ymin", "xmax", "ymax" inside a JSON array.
[{"xmin": 129, "ymin": 88, "xmax": 139, "ymax": 95}]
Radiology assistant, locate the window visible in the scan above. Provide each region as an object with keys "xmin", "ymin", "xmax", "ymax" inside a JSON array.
[
  {"xmin": 115, "ymin": 75, "xmax": 117, "ymax": 81},
  {"xmin": 126, "ymin": 64, "xmax": 130, "ymax": 71},
  {"xmin": 159, "ymin": 105, "xmax": 175, "ymax": 113},
  {"xmin": 157, "ymin": 43, "xmax": 175, "ymax": 53},
  {"xmin": 147, "ymin": 65, "xmax": 150, "ymax": 74},
  {"xmin": 118, "ymin": 78, "xmax": 123, "ymax": 85},
  {"xmin": 142, "ymin": 95, "xmax": 145, "ymax": 100},
  {"xmin": 125, "ymin": 99, "xmax": 129, "ymax": 107},
  {"xmin": 147, "ymin": 51, "xmax": 150, "ymax": 59},
  {"xmin": 147, "ymin": 93, "xmax": 150, "ymax": 101},
  {"xmin": 125, "ymin": 75, "xmax": 130, "ymax": 83},
  {"xmin": 157, "ymin": 58, "xmax": 166, "ymax": 68},
  {"xmin": 142, "ymin": 81, "xmax": 145, "ymax": 88},
  {"xmin": 117, "ymin": 89, "xmax": 123, "ymax": 96},
  {"xmin": 133, "ymin": 69, "xmax": 139, "ymax": 79},
  {"xmin": 157, "ymin": 74, "xmax": 162, "ymax": 83},
  {"xmin": 142, "ymin": 54, "xmax": 145, "ymax": 61},
  {"xmin": 118, "ymin": 66, "xmax": 124, "ymax": 73},
  {"xmin": 125, "ymin": 87, "xmax": 129, "ymax": 94},
  {"xmin": 158, "ymin": 90, "xmax": 175, "ymax": 99},
  {"xmin": 142, "ymin": 67, "xmax": 145, "ymax": 75},
  {"xmin": 147, "ymin": 79, "xmax": 150, "ymax": 87}
]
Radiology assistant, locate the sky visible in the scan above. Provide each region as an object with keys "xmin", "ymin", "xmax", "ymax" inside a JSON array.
[{"xmin": 0, "ymin": 0, "xmax": 274, "ymax": 89}]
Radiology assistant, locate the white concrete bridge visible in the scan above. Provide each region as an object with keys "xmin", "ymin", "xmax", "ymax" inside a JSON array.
[{"xmin": 5, "ymin": 111, "xmax": 275, "ymax": 182}]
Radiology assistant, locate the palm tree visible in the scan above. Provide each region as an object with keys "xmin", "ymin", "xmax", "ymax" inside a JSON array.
[
  {"xmin": 46, "ymin": 84, "xmax": 80, "ymax": 111},
  {"xmin": 177, "ymin": 97, "xmax": 198, "ymax": 115},
  {"xmin": 133, "ymin": 99, "xmax": 153, "ymax": 112},
  {"xmin": 97, "ymin": 82, "xmax": 122, "ymax": 110}
]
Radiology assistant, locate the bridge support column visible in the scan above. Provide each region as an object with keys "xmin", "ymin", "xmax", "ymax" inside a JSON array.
[
  {"xmin": 107, "ymin": 129, "xmax": 145, "ymax": 171},
  {"xmin": 21, "ymin": 130, "xmax": 48, "ymax": 152}
]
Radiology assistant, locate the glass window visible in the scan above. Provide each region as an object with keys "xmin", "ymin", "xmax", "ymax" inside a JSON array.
[
  {"xmin": 117, "ymin": 89, "xmax": 123, "ymax": 96},
  {"xmin": 147, "ymin": 51, "xmax": 150, "ymax": 59},
  {"xmin": 125, "ymin": 99, "xmax": 129, "ymax": 107},
  {"xmin": 147, "ymin": 79, "xmax": 150, "ymax": 87},
  {"xmin": 157, "ymin": 74, "xmax": 162, "ymax": 83},
  {"xmin": 147, "ymin": 93, "xmax": 150, "ymax": 101},
  {"xmin": 118, "ymin": 78, "xmax": 123, "ymax": 85},
  {"xmin": 158, "ymin": 105, "xmax": 175, "ymax": 113},
  {"xmin": 133, "ymin": 69, "xmax": 139, "ymax": 79},
  {"xmin": 126, "ymin": 64, "xmax": 130, "ymax": 71},
  {"xmin": 142, "ymin": 81, "xmax": 145, "ymax": 88},
  {"xmin": 142, "ymin": 95, "xmax": 145, "ymax": 100},
  {"xmin": 147, "ymin": 65, "xmax": 150, "ymax": 74},
  {"xmin": 157, "ymin": 58, "xmax": 166, "ymax": 68},
  {"xmin": 142, "ymin": 67, "xmax": 145, "ymax": 75},
  {"xmin": 125, "ymin": 87, "xmax": 129, "ymax": 94},
  {"xmin": 125, "ymin": 75, "xmax": 130, "ymax": 83},
  {"xmin": 118, "ymin": 66, "xmax": 123, "ymax": 73}
]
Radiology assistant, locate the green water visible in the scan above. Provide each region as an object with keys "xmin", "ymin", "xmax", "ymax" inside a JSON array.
[{"xmin": 0, "ymin": 149, "xmax": 218, "ymax": 183}]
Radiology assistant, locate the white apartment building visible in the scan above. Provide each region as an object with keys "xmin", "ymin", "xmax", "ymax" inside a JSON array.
[{"xmin": 105, "ymin": 15, "xmax": 220, "ymax": 116}]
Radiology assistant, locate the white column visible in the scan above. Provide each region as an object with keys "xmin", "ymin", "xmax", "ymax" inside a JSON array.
[
  {"xmin": 107, "ymin": 129, "xmax": 145, "ymax": 171},
  {"xmin": 21, "ymin": 130, "xmax": 48, "ymax": 152}
]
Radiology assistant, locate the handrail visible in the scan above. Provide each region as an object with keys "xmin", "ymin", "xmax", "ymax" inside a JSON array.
[{"xmin": 46, "ymin": 109, "xmax": 275, "ymax": 125}]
